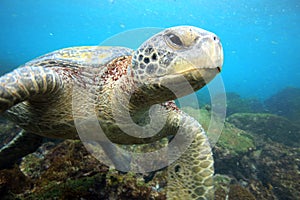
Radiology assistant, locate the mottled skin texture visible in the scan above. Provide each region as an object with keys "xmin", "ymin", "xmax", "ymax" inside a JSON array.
[{"xmin": 0, "ymin": 26, "xmax": 223, "ymax": 199}]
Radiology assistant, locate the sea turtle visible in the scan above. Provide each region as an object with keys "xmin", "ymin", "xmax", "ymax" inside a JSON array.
[{"xmin": 0, "ymin": 26, "xmax": 223, "ymax": 199}]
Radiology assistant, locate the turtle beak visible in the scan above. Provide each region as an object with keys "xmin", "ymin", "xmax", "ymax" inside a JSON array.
[{"xmin": 215, "ymin": 41, "xmax": 224, "ymax": 73}]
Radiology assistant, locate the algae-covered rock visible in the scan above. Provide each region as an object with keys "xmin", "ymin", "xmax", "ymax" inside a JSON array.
[
  {"xmin": 227, "ymin": 113, "xmax": 300, "ymax": 147},
  {"xmin": 216, "ymin": 123, "xmax": 255, "ymax": 156},
  {"xmin": 228, "ymin": 184, "xmax": 256, "ymax": 200},
  {"xmin": 255, "ymin": 141, "xmax": 300, "ymax": 200},
  {"xmin": 181, "ymin": 106, "xmax": 211, "ymax": 130},
  {"xmin": 0, "ymin": 166, "xmax": 31, "ymax": 199},
  {"xmin": 183, "ymin": 106, "xmax": 300, "ymax": 199},
  {"xmin": 3, "ymin": 105, "xmax": 298, "ymax": 200},
  {"xmin": 265, "ymin": 87, "xmax": 300, "ymax": 123},
  {"xmin": 225, "ymin": 92, "xmax": 264, "ymax": 116},
  {"xmin": 213, "ymin": 174, "xmax": 277, "ymax": 200},
  {"xmin": 183, "ymin": 106, "xmax": 258, "ymax": 193},
  {"xmin": 214, "ymin": 174, "xmax": 232, "ymax": 199},
  {"xmin": 16, "ymin": 140, "xmax": 165, "ymax": 200},
  {"xmin": 226, "ymin": 112, "xmax": 300, "ymax": 199},
  {"xmin": 182, "ymin": 106, "xmax": 255, "ymax": 156}
]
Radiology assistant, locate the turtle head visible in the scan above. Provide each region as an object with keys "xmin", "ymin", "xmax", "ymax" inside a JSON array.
[{"xmin": 131, "ymin": 26, "xmax": 223, "ymax": 101}]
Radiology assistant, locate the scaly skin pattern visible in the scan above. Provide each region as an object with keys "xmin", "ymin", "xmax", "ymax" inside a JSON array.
[
  {"xmin": 0, "ymin": 26, "xmax": 223, "ymax": 199},
  {"xmin": 166, "ymin": 110, "xmax": 214, "ymax": 199}
]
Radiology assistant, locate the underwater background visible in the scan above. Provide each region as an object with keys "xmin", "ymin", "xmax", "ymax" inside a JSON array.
[
  {"xmin": 0, "ymin": 0, "xmax": 299, "ymax": 100},
  {"xmin": 0, "ymin": 0, "xmax": 300, "ymax": 199}
]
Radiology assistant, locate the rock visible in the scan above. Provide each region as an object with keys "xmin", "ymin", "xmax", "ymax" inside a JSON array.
[
  {"xmin": 227, "ymin": 113, "xmax": 300, "ymax": 147},
  {"xmin": 0, "ymin": 166, "xmax": 31, "ymax": 199},
  {"xmin": 228, "ymin": 184, "xmax": 256, "ymax": 200},
  {"xmin": 225, "ymin": 92, "xmax": 264, "ymax": 116},
  {"xmin": 214, "ymin": 174, "xmax": 232, "ymax": 199},
  {"xmin": 265, "ymin": 87, "xmax": 300, "ymax": 123},
  {"xmin": 14, "ymin": 140, "xmax": 165, "ymax": 199}
]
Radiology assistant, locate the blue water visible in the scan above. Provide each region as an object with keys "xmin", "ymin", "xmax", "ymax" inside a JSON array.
[{"xmin": 0, "ymin": 0, "xmax": 299, "ymax": 99}]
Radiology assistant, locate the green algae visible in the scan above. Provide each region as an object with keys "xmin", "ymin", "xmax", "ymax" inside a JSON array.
[
  {"xmin": 20, "ymin": 174, "xmax": 105, "ymax": 200},
  {"xmin": 217, "ymin": 124, "xmax": 255, "ymax": 155},
  {"xmin": 6, "ymin": 105, "xmax": 299, "ymax": 199},
  {"xmin": 182, "ymin": 106, "xmax": 255, "ymax": 156},
  {"xmin": 14, "ymin": 140, "xmax": 164, "ymax": 199},
  {"xmin": 228, "ymin": 113, "xmax": 300, "ymax": 147}
]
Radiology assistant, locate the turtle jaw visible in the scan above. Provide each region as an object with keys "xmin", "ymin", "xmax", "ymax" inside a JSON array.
[
  {"xmin": 127, "ymin": 66, "xmax": 220, "ymax": 107},
  {"xmin": 151, "ymin": 67, "xmax": 220, "ymax": 100},
  {"xmin": 156, "ymin": 41, "xmax": 223, "ymax": 98}
]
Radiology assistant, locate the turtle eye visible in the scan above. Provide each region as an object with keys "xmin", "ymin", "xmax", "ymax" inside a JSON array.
[{"xmin": 165, "ymin": 33, "xmax": 183, "ymax": 48}]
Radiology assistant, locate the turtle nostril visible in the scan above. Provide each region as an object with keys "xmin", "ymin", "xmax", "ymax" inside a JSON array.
[{"xmin": 217, "ymin": 67, "xmax": 221, "ymax": 72}]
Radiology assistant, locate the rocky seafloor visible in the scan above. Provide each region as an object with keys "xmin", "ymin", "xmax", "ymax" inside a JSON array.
[{"xmin": 0, "ymin": 87, "xmax": 299, "ymax": 200}]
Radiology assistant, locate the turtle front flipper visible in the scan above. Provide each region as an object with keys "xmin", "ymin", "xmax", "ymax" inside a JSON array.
[
  {"xmin": 0, "ymin": 66, "xmax": 63, "ymax": 169},
  {"xmin": 0, "ymin": 130, "xmax": 43, "ymax": 169},
  {"xmin": 166, "ymin": 110, "xmax": 214, "ymax": 200},
  {"xmin": 0, "ymin": 66, "xmax": 62, "ymax": 113}
]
